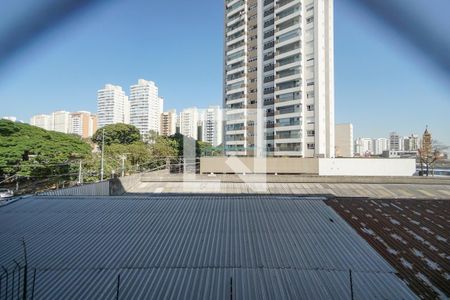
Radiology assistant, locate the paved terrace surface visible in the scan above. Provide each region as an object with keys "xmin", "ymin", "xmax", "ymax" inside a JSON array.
[
  {"xmin": 0, "ymin": 195, "xmax": 417, "ymax": 299},
  {"xmin": 128, "ymin": 174, "xmax": 450, "ymax": 199}
]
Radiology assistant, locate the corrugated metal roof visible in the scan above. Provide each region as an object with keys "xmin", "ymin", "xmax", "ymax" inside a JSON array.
[
  {"xmin": 0, "ymin": 195, "xmax": 418, "ymax": 299},
  {"xmin": 40, "ymin": 181, "xmax": 110, "ymax": 196}
]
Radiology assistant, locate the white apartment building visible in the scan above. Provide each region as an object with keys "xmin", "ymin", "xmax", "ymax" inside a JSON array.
[
  {"xmin": 179, "ymin": 107, "xmax": 199, "ymax": 140},
  {"xmin": 373, "ymin": 138, "xmax": 389, "ymax": 155},
  {"xmin": 335, "ymin": 123, "xmax": 353, "ymax": 157},
  {"xmin": 129, "ymin": 79, "xmax": 163, "ymax": 136},
  {"xmin": 30, "ymin": 114, "xmax": 52, "ymax": 130},
  {"xmin": 97, "ymin": 84, "xmax": 129, "ymax": 128},
  {"xmin": 160, "ymin": 110, "xmax": 177, "ymax": 137},
  {"xmin": 51, "ymin": 111, "xmax": 71, "ymax": 133},
  {"xmin": 223, "ymin": 0, "xmax": 334, "ymax": 157},
  {"xmin": 202, "ymin": 106, "xmax": 223, "ymax": 147},
  {"xmin": 355, "ymin": 138, "xmax": 373, "ymax": 156},
  {"xmin": 403, "ymin": 134, "xmax": 419, "ymax": 151},
  {"xmin": 70, "ymin": 111, "xmax": 98, "ymax": 138},
  {"xmin": 2, "ymin": 116, "xmax": 17, "ymax": 122},
  {"xmin": 200, "ymin": 106, "xmax": 223, "ymax": 147}
]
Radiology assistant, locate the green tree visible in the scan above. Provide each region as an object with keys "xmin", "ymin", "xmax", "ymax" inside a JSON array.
[
  {"xmin": 0, "ymin": 120, "xmax": 91, "ymax": 178},
  {"xmin": 150, "ymin": 136, "xmax": 179, "ymax": 158},
  {"xmin": 143, "ymin": 129, "xmax": 159, "ymax": 144},
  {"xmin": 105, "ymin": 142, "xmax": 153, "ymax": 172},
  {"xmin": 92, "ymin": 123, "xmax": 140, "ymax": 147},
  {"xmin": 167, "ymin": 133, "xmax": 217, "ymax": 157}
]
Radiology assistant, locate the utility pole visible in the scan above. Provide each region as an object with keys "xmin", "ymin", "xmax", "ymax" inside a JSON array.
[
  {"xmin": 100, "ymin": 129, "xmax": 105, "ymax": 181},
  {"xmin": 78, "ymin": 160, "xmax": 83, "ymax": 185},
  {"xmin": 120, "ymin": 153, "xmax": 129, "ymax": 177},
  {"xmin": 121, "ymin": 156, "xmax": 126, "ymax": 177}
]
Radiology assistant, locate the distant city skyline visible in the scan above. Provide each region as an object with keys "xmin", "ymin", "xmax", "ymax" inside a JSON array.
[
  {"xmin": 28, "ymin": 110, "xmax": 97, "ymax": 138},
  {"xmin": 0, "ymin": 0, "xmax": 449, "ymax": 146}
]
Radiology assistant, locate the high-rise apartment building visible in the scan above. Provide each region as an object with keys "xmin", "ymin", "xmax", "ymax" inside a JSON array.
[
  {"xmin": 129, "ymin": 79, "xmax": 163, "ymax": 136},
  {"xmin": 51, "ymin": 111, "xmax": 71, "ymax": 133},
  {"xmin": 223, "ymin": 0, "xmax": 334, "ymax": 157},
  {"xmin": 179, "ymin": 107, "xmax": 199, "ymax": 140},
  {"xmin": 355, "ymin": 138, "xmax": 373, "ymax": 156},
  {"xmin": 202, "ymin": 106, "xmax": 224, "ymax": 147},
  {"xmin": 31, "ymin": 111, "xmax": 97, "ymax": 137},
  {"xmin": 403, "ymin": 134, "xmax": 419, "ymax": 152},
  {"xmin": 97, "ymin": 84, "xmax": 129, "ymax": 128},
  {"xmin": 70, "ymin": 111, "xmax": 98, "ymax": 138},
  {"xmin": 389, "ymin": 132, "xmax": 403, "ymax": 151},
  {"xmin": 160, "ymin": 110, "xmax": 177, "ymax": 137},
  {"xmin": 373, "ymin": 138, "xmax": 389, "ymax": 155},
  {"xmin": 30, "ymin": 114, "xmax": 52, "ymax": 130}
]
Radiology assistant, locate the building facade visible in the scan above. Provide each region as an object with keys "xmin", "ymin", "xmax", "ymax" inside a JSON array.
[
  {"xmin": 160, "ymin": 110, "xmax": 177, "ymax": 137},
  {"xmin": 403, "ymin": 134, "xmax": 419, "ymax": 152},
  {"xmin": 373, "ymin": 138, "xmax": 389, "ymax": 155},
  {"xmin": 70, "ymin": 111, "xmax": 98, "ymax": 138},
  {"xmin": 355, "ymin": 138, "xmax": 373, "ymax": 157},
  {"xmin": 179, "ymin": 107, "xmax": 199, "ymax": 140},
  {"xmin": 389, "ymin": 132, "xmax": 403, "ymax": 151},
  {"xmin": 97, "ymin": 84, "xmax": 129, "ymax": 128},
  {"xmin": 129, "ymin": 79, "xmax": 163, "ymax": 136},
  {"xmin": 202, "ymin": 106, "xmax": 224, "ymax": 147},
  {"xmin": 335, "ymin": 123, "xmax": 353, "ymax": 157},
  {"xmin": 51, "ymin": 111, "xmax": 71, "ymax": 133},
  {"xmin": 30, "ymin": 114, "xmax": 52, "ymax": 130},
  {"xmin": 223, "ymin": 0, "xmax": 335, "ymax": 157}
]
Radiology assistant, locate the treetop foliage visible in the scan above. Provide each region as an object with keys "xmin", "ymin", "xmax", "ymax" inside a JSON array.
[
  {"xmin": 92, "ymin": 123, "xmax": 141, "ymax": 146},
  {"xmin": 0, "ymin": 120, "xmax": 91, "ymax": 177}
]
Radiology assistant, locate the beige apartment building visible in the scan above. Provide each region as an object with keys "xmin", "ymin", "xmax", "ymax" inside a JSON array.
[
  {"xmin": 160, "ymin": 110, "xmax": 177, "ymax": 137},
  {"xmin": 70, "ymin": 111, "xmax": 98, "ymax": 138}
]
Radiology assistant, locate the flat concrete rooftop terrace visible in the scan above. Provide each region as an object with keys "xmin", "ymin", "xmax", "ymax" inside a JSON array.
[{"xmin": 128, "ymin": 174, "xmax": 450, "ymax": 199}]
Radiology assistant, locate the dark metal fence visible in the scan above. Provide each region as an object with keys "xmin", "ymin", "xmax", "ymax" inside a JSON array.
[{"xmin": 0, "ymin": 241, "xmax": 34, "ymax": 300}]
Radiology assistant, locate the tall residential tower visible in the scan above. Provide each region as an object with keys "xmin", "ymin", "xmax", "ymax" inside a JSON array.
[
  {"xmin": 70, "ymin": 111, "xmax": 98, "ymax": 138},
  {"xmin": 223, "ymin": 0, "xmax": 334, "ymax": 157},
  {"xmin": 179, "ymin": 107, "xmax": 199, "ymax": 140},
  {"xmin": 160, "ymin": 110, "xmax": 177, "ymax": 137},
  {"xmin": 30, "ymin": 114, "xmax": 52, "ymax": 130},
  {"xmin": 202, "ymin": 106, "xmax": 224, "ymax": 147},
  {"xmin": 129, "ymin": 79, "xmax": 163, "ymax": 136},
  {"xmin": 97, "ymin": 84, "xmax": 129, "ymax": 128}
]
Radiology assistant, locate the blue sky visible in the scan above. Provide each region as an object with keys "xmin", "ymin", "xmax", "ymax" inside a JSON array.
[{"xmin": 0, "ymin": 0, "xmax": 449, "ymax": 145}]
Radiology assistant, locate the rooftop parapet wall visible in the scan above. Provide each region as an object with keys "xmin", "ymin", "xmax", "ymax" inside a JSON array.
[
  {"xmin": 318, "ymin": 158, "xmax": 416, "ymax": 176},
  {"xmin": 200, "ymin": 157, "xmax": 319, "ymax": 174},
  {"xmin": 200, "ymin": 157, "xmax": 417, "ymax": 177},
  {"xmin": 110, "ymin": 173, "xmax": 142, "ymax": 195}
]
